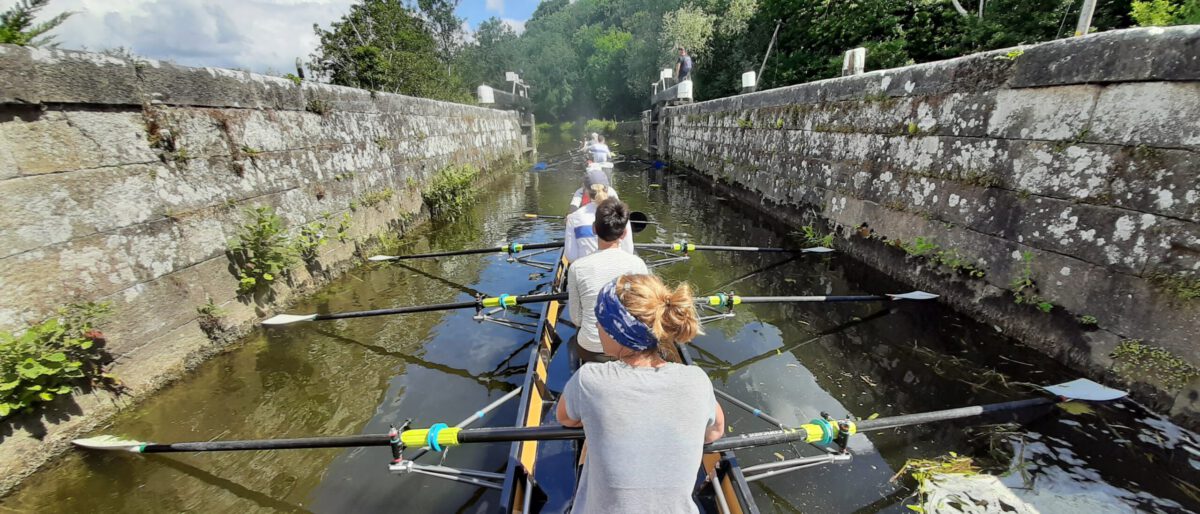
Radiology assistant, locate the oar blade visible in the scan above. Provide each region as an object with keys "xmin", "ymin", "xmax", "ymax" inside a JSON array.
[
  {"xmin": 886, "ymin": 291, "xmax": 939, "ymax": 301},
  {"xmin": 367, "ymin": 255, "xmax": 398, "ymax": 262},
  {"xmin": 801, "ymin": 246, "xmax": 834, "ymax": 253},
  {"xmin": 629, "ymin": 211, "xmax": 651, "ymax": 234},
  {"xmin": 262, "ymin": 313, "xmax": 319, "ymax": 326},
  {"xmin": 73, "ymin": 435, "xmax": 146, "ymax": 452},
  {"xmin": 1043, "ymin": 379, "xmax": 1127, "ymax": 401}
]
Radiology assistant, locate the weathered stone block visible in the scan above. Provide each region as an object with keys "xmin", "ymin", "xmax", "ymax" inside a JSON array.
[
  {"xmin": 1090, "ymin": 82, "xmax": 1200, "ymax": 149},
  {"xmin": 986, "ymin": 85, "xmax": 1098, "ymax": 141},
  {"xmin": 1012, "ymin": 26, "xmax": 1200, "ymax": 87}
]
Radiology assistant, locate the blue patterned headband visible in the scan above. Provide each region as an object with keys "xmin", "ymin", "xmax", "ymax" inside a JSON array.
[{"xmin": 595, "ymin": 279, "xmax": 659, "ymax": 351}]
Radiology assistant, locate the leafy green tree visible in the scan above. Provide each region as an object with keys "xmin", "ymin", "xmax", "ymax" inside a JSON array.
[
  {"xmin": 417, "ymin": 0, "xmax": 465, "ymax": 74},
  {"xmin": 661, "ymin": 5, "xmax": 716, "ymax": 58},
  {"xmin": 0, "ymin": 0, "xmax": 72, "ymax": 46},
  {"xmin": 1131, "ymin": 0, "xmax": 1200, "ymax": 25},
  {"xmin": 310, "ymin": 0, "xmax": 466, "ymax": 101},
  {"xmin": 456, "ymin": 17, "xmax": 520, "ymax": 88}
]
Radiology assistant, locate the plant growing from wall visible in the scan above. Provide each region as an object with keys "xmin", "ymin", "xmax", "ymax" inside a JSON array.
[
  {"xmin": 293, "ymin": 219, "xmax": 329, "ymax": 262},
  {"xmin": 306, "ymin": 99, "xmax": 332, "ymax": 116},
  {"xmin": 228, "ymin": 206, "xmax": 298, "ymax": 295},
  {"xmin": 196, "ymin": 298, "xmax": 226, "ymax": 334},
  {"xmin": 423, "ymin": 164, "xmax": 480, "ymax": 219},
  {"xmin": 0, "ymin": 302, "xmax": 113, "ymax": 419},
  {"xmin": 358, "ymin": 187, "xmax": 395, "ymax": 208},
  {"xmin": 336, "ymin": 212, "xmax": 353, "ymax": 243},
  {"xmin": 1010, "ymin": 251, "xmax": 1052, "ymax": 313},
  {"xmin": 795, "ymin": 225, "xmax": 834, "ymax": 248}
]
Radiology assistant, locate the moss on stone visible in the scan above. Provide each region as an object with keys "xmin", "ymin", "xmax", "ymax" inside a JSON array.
[{"xmin": 1148, "ymin": 272, "xmax": 1200, "ymax": 301}]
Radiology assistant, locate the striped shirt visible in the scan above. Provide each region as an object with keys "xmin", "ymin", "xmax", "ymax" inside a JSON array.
[
  {"xmin": 567, "ymin": 248, "xmax": 649, "ymax": 353},
  {"xmin": 563, "ymin": 202, "xmax": 635, "ymax": 263}
]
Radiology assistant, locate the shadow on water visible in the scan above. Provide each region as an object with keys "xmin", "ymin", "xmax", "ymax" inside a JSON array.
[{"xmin": 2, "ymin": 138, "xmax": 1197, "ymax": 513}]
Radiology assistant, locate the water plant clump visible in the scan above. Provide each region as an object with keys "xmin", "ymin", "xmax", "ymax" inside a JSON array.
[
  {"xmin": 0, "ymin": 302, "xmax": 114, "ymax": 419},
  {"xmin": 228, "ymin": 206, "xmax": 298, "ymax": 295},
  {"xmin": 1111, "ymin": 339, "xmax": 1199, "ymax": 391}
]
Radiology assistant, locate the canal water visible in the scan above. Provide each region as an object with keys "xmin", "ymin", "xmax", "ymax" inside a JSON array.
[{"xmin": 2, "ymin": 136, "xmax": 1197, "ymax": 513}]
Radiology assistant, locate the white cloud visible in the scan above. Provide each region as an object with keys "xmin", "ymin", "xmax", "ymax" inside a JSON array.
[
  {"xmin": 0, "ymin": 0, "xmax": 356, "ymax": 73},
  {"xmin": 500, "ymin": 17, "xmax": 525, "ymax": 34},
  {"xmin": 485, "ymin": 0, "xmax": 503, "ymax": 14}
]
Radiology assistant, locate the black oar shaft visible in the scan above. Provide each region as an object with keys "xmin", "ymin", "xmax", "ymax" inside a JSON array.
[
  {"xmin": 705, "ymin": 397, "xmax": 1054, "ymax": 453},
  {"xmin": 312, "ymin": 292, "xmax": 568, "ymax": 321},
  {"xmin": 109, "ymin": 396, "xmax": 1060, "ymax": 455},
  {"xmin": 141, "ymin": 435, "xmax": 391, "ymax": 453},
  {"xmin": 737, "ymin": 295, "xmax": 887, "ymax": 303},
  {"xmin": 637, "ymin": 244, "xmax": 789, "ymax": 252},
  {"xmin": 854, "ymin": 398, "xmax": 1053, "ymax": 432},
  {"xmin": 394, "ymin": 242, "xmax": 565, "ymax": 260}
]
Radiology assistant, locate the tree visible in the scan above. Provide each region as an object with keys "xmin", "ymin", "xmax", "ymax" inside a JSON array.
[
  {"xmin": 1131, "ymin": 0, "xmax": 1200, "ymax": 25},
  {"xmin": 417, "ymin": 0, "xmax": 465, "ymax": 74},
  {"xmin": 0, "ymin": 0, "xmax": 72, "ymax": 46},
  {"xmin": 310, "ymin": 0, "xmax": 465, "ymax": 101},
  {"xmin": 661, "ymin": 5, "xmax": 716, "ymax": 58},
  {"xmin": 456, "ymin": 17, "xmax": 519, "ymax": 87}
]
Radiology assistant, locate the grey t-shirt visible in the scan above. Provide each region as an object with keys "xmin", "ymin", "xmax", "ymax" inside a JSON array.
[{"xmin": 563, "ymin": 361, "xmax": 718, "ymax": 514}]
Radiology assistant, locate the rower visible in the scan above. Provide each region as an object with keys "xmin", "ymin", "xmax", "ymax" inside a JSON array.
[
  {"xmin": 556, "ymin": 274, "xmax": 726, "ymax": 513},
  {"xmin": 569, "ymin": 163, "xmax": 619, "ymax": 213},
  {"xmin": 566, "ymin": 199, "xmax": 648, "ymax": 364},
  {"xmin": 564, "ymin": 190, "xmax": 634, "ymax": 263}
]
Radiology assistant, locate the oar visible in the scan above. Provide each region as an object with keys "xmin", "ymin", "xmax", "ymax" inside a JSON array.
[
  {"xmin": 697, "ymin": 291, "xmax": 939, "ymax": 307},
  {"xmin": 72, "ymin": 380, "xmax": 1125, "ymax": 454},
  {"xmin": 368, "ymin": 242, "xmax": 832, "ymax": 262},
  {"xmin": 261, "ymin": 292, "xmax": 568, "ymax": 326},
  {"xmin": 263, "ymin": 290, "xmax": 929, "ymax": 326},
  {"xmin": 639, "ymin": 243, "xmax": 834, "ymax": 254},
  {"xmin": 521, "ymin": 211, "xmax": 658, "ymax": 232},
  {"xmin": 368, "ymin": 242, "xmax": 565, "ymax": 262}
]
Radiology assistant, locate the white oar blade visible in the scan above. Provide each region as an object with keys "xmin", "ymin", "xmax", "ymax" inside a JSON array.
[
  {"xmin": 887, "ymin": 291, "xmax": 939, "ymax": 301},
  {"xmin": 802, "ymin": 247, "xmax": 834, "ymax": 253},
  {"xmin": 73, "ymin": 435, "xmax": 146, "ymax": 452},
  {"xmin": 367, "ymin": 255, "xmax": 398, "ymax": 262},
  {"xmin": 1043, "ymin": 379, "xmax": 1127, "ymax": 401},
  {"xmin": 262, "ymin": 313, "xmax": 318, "ymax": 326}
]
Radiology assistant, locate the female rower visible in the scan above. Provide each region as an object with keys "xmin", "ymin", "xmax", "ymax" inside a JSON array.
[{"xmin": 556, "ymin": 274, "xmax": 725, "ymax": 513}]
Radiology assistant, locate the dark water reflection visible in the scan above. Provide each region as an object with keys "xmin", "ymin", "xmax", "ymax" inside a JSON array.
[{"xmin": 2, "ymin": 139, "xmax": 1197, "ymax": 513}]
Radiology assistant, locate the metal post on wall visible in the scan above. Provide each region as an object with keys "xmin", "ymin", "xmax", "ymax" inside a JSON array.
[
  {"xmin": 842, "ymin": 48, "xmax": 866, "ymax": 77},
  {"xmin": 1074, "ymin": 0, "xmax": 1097, "ymax": 37}
]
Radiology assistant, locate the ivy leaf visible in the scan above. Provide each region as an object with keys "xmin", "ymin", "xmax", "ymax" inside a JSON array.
[
  {"xmin": 0, "ymin": 404, "xmax": 11, "ymax": 417},
  {"xmin": 38, "ymin": 392, "xmax": 55, "ymax": 401},
  {"xmin": 45, "ymin": 352, "xmax": 67, "ymax": 362},
  {"xmin": 0, "ymin": 380, "xmax": 20, "ymax": 392}
]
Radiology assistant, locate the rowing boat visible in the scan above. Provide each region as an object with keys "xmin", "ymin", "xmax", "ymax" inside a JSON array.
[
  {"xmin": 72, "ymin": 160, "xmax": 1130, "ymax": 514},
  {"xmin": 493, "ymin": 192, "xmax": 759, "ymax": 513}
]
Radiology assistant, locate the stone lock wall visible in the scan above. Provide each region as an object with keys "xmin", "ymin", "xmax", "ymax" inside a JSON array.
[
  {"xmin": 658, "ymin": 27, "xmax": 1200, "ymax": 422},
  {"xmin": 0, "ymin": 44, "xmax": 524, "ymax": 493}
]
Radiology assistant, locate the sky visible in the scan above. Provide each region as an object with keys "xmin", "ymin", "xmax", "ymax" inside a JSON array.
[{"xmin": 0, "ymin": 0, "xmax": 541, "ymax": 73}]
